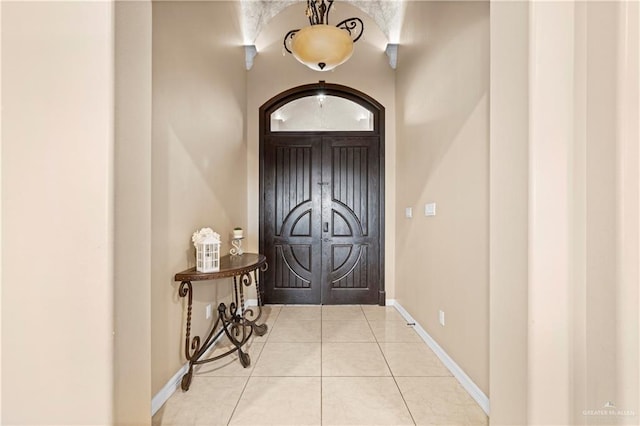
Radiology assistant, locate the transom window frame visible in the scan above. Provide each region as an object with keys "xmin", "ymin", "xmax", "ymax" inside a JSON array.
[
  {"xmin": 260, "ymin": 81, "xmax": 383, "ymax": 137},
  {"xmin": 269, "ymin": 94, "xmax": 375, "ymax": 132}
]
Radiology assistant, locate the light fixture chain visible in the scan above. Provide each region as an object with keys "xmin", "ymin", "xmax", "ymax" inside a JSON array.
[
  {"xmin": 318, "ymin": 0, "xmax": 327, "ymax": 24},
  {"xmin": 306, "ymin": 0, "xmax": 335, "ymax": 25}
]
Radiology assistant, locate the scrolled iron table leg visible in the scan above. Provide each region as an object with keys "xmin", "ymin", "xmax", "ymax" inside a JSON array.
[
  {"xmin": 217, "ymin": 302, "xmax": 252, "ymax": 368},
  {"xmin": 178, "ymin": 281, "xmax": 201, "ymax": 391},
  {"xmin": 237, "ymin": 267, "xmax": 269, "ymax": 336},
  {"xmin": 251, "ymin": 263, "xmax": 269, "ymax": 336},
  {"xmin": 181, "ymin": 367, "xmax": 193, "ymax": 391},
  {"xmin": 174, "ymin": 254, "xmax": 271, "ymax": 386}
]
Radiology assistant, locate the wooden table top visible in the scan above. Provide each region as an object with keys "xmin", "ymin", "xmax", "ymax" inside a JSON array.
[{"xmin": 174, "ymin": 253, "xmax": 266, "ymax": 282}]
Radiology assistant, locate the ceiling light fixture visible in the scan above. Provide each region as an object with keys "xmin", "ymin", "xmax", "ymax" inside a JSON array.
[{"xmin": 283, "ymin": 0, "xmax": 364, "ymax": 72}]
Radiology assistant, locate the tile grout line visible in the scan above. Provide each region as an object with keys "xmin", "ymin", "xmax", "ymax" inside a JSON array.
[
  {"xmin": 364, "ymin": 304, "xmax": 418, "ymax": 426},
  {"xmin": 225, "ymin": 305, "xmax": 280, "ymax": 425},
  {"xmin": 225, "ymin": 373, "xmax": 251, "ymax": 426}
]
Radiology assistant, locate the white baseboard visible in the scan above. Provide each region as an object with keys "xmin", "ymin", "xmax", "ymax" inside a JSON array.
[
  {"xmin": 151, "ymin": 332, "xmax": 225, "ymax": 416},
  {"xmin": 151, "ymin": 362, "xmax": 188, "ymax": 416},
  {"xmin": 388, "ymin": 300, "xmax": 491, "ymax": 416}
]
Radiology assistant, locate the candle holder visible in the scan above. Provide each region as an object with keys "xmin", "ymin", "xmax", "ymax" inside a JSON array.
[{"xmin": 230, "ymin": 237, "xmax": 244, "ymax": 256}]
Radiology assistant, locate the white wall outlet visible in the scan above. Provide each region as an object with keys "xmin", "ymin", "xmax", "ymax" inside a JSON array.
[
  {"xmin": 425, "ymin": 202, "xmax": 437, "ymax": 216},
  {"xmin": 405, "ymin": 207, "xmax": 413, "ymax": 218},
  {"xmin": 439, "ymin": 310, "xmax": 445, "ymax": 326},
  {"xmin": 206, "ymin": 304, "xmax": 212, "ymax": 320}
]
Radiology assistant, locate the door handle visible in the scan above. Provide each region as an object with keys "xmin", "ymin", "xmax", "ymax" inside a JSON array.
[
  {"xmin": 323, "ymin": 222, "xmax": 329, "ymax": 233},
  {"xmin": 323, "ymin": 238, "xmax": 331, "ymax": 243}
]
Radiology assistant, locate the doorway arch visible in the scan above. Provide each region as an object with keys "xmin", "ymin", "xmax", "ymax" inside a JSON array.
[{"xmin": 259, "ymin": 82, "xmax": 385, "ymax": 305}]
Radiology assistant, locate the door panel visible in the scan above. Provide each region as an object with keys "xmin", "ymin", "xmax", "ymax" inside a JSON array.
[
  {"xmin": 263, "ymin": 136, "xmax": 322, "ymax": 304},
  {"xmin": 262, "ymin": 135, "xmax": 380, "ymax": 304},
  {"xmin": 321, "ymin": 137, "xmax": 380, "ymax": 304}
]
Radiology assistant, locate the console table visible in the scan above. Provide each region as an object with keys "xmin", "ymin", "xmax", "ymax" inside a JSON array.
[{"xmin": 174, "ymin": 253, "xmax": 268, "ymax": 391}]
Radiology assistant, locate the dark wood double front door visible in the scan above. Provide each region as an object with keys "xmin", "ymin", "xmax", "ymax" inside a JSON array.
[{"xmin": 261, "ymin": 134, "xmax": 381, "ymax": 304}]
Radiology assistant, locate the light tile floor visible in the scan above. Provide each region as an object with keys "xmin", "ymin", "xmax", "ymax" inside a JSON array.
[{"xmin": 153, "ymin": 305, "xmax": 488, "ymax": 426}]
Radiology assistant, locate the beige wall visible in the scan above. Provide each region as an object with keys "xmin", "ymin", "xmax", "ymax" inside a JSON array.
[
  {"xmin": 527, "ymin": 3, "xmax": 575, "ymax": 423},
  {"xmin": 488, "ymin": 2, "xmax": 529, "ymax": 423},
  {"xmin": 246, "ymin": 2, "xmax": 397, "ymax": 300},
  {"xmin": 581, "ymin": 1, "xmax": 620, "ymax": 420},
  {"xmin": 115, "ymin": 1, "xmax": 153, "ymax": 424},
  {"xmin": 151, "ymin": 1, "xmax": 248, "ymax": 395},
  {"xmin": 395, "ymin": 1, "xmax": 490, "ymax": 395},
  {"xmin": 615, "ymin": 1, "xmax": 640, "ymax": 421},
  {"xmin": 1, "ymin": 2, "xmax": 115, "ymax": 424},
  {"xmin": 577, "ymin": 2, "xmax": 639, "ymax": 423},
  {"xmin": 489, "ymin": 1, "xmax": 640, "ymax": 424}
]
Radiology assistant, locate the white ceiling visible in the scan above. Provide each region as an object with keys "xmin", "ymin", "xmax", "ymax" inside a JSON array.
[{"xmin": 240, "ymin": 0, "xmax": 406, "ymax": 44}]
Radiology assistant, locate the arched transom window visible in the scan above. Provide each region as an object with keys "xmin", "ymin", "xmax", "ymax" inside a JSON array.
[{"xmin": 270, "ymin": 94, "xmax": 374, "ymax": 132}]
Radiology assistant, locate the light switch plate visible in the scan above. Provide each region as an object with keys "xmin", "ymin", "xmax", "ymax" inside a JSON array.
[
  {"xmin": 425, "ymin": 202, "xmax": 436, "ymax": 216},
  {"xmin": 405, "ymin": 207, "xmax": 413, "ymax": 218}
]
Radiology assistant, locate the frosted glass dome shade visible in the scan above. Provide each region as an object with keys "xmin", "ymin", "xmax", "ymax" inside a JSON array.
[{"xmin": 291, "ymin": 25, "xmax": 354, "ymax": 72}]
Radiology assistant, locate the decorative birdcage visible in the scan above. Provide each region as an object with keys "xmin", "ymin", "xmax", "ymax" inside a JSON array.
[{"xmin": 192, "ymin": 228, "xmax": 221, "ymax": 273}]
